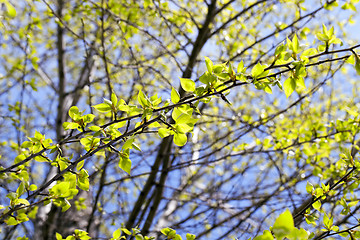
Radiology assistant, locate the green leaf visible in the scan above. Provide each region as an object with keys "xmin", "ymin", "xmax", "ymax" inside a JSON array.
[
  {"xmin": 93, "ymin": 103, "xmax": 112, "ymax": 113},
  {"xmin": 175, "ymin": 123, "xmax": 193, "ymax": 134},
  {"xmin": 292, "ymin": 34, "xmax": 299, "ymax": 53},
  {"xmin": 29, "ymin": 184, "xmax": 37, "ymax": 191},
  {"xmin": 199, "ymin": 72, "xmax": 216, "ymax": 85},
  {"xmin": 63, "ymin": 122, "xmax": 80, "ymax": 130},
  {"xmin": 158, "ymin": 128, "xmax": 171, "ymax": 138},
  {"xmin": 237, "ymin": 60, "xmax": 244, "ymax": 73},
  {"xmin": 306, "ymin": 182, "xmax": 313, "ymax": 194},
  {"xmin": 5, "ymin": 2, "xmax": 17, "ymax": 18},
  {"xmin": 135, "ymin": 235, "xmax": 144, "ymax": 240},
  {"xmin": 56, "ymin": 232, "xmax": 63, "ymax": 240},
  {"xmin": 253, "ymin": 230, "xmax": 274, "ymax": 240},
  {"xmin": 148, "ymin": 121, "xmax": 161, "ymax": 128},
  {"xmin": 288, "ymin": 227, "xmax": 309, "ymax": 239},
  {"xmin": 171, "ymin": 87, "xmax": 180, "ymax": 104},
  {"xmin": 346, "ymin": 54, "xmax": 355, "ymax": 64},
  {"xmin": 213, "ymin": 63, "xmax": 226, "ymax": 73},
  {"xmin": 5, "ymin": 216, "xmax": 18, "ymax": 225},
  {"xmin": 175, "ymin": 113, "xmax": 191, "ymax": 124},
  {"xmin": 283, "ymin": 77, "xmax": 296, "ymax": 97},
  {"xmin": 88, "ymin": 126, "xmax": 101, "ymax": 132},
  {"xmin": 204, "ymin": 56, "xmax": 213, "ymax": 73},
  {"xmin": 312, "ymin": 200, "xmax": 321, "ymax": 210},
  {"xmin": 21, "ymin": 141, "xmax": 33, "ymax": 148},
  {"xmin": 324, "ymin": 1, "xmax": 338, "ymax": 10},
  {"xmin": 113, "ymin": 228, "xmax": 121, "ymax": 239},
  {"xmin": 60, "ymin": 199, "xmax": 71, "ymax": 212},
  {"xmin": 174, "ymin": 133, "xmax": 187, "ymax": 146},
  {"xmin": 111, "ymin": 92, "xmax": 118, "ymax": 106},
  {"xmin": 161, "ymin": 228, "xmax": 177, "ymax": 238},
  {"xmin": 150, "ymin": 94, "xmax": 162, "ymax": 106},
  {"xmin": 77, "ymin": 169, "xmax": 90, "ymax": 191},
  {"xmin": 80, "ymin": 137, "xmax": 91, "ymax": 148},
  {"xmin": 186, "ymin": 233, "xmax": 196, "ymax": 240},
  {"xmin": 15, "ymin": 198, "xmax": 30, "ymax": 206},
  {"xmin": 272, "ymin": 209, "xmax": 294, "ymax": 239},
  {"xmin": 6, "ymin": 192, "xmax": 17, "ymax": 201},
  {"xmin": 301, "ymin": 48, "xmax": 317, "ymax": 57},
  {"xmin": 180, "ymin": 78, "xmax": 195, "ymax": 92},
  {"xmin": 121, "ymin": 228, "xmax": 131, "ymax": 235},
  {"xmin": 354, "ymin": 53, "xmax": 360, "ymax": 75},
  {"xmin": 119, "ymin": 153, "xmax": 131, "ymax": 174},
  {"xmin": 68, "ymin": 106, "xmax": 80, "ymax": 119},
  {"xmin": 16, "ymin": 182, "xmax": 25, "ymax": 196},
  {"xmin": 264, "ymin": 85, "xmax": 272, "ymax": 94},
  {"xmin": 138, "ymin": 90, "xmax": 149, "ymax": 108},
  {"xmin": 251, "ymin": 63, "xmax": 264, "ymax": 78},
  {"xmin": 342, "ymin": 2, "xmax": 356, "ymax": 11},
  {"xmin": 122, "ymin": 138, "xmax": 134, "ymax": 150},
  {"xmin": 83, "ymin": 114, "xmax": 95, "ymax": 124}
]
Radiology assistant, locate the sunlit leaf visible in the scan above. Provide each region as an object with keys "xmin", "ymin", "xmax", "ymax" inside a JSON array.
[
  {"xmin": 93, "ymin": 103, "xmax": 112, "ymax": 112},
  {"xmin": 171, "ymin": 87, "xmax": 180, "ymax": 104},
  {"xmin": 158, "ymin": 128, "xmax": 171, "ymax": 138},
  {"xmin": 251, "ymin": 63, "xmax": 264, "ymax": 78},
  {"xmin": 354, "ymin": 53, "xmax": 360, "ymax": 75},
  {"xmin": 204, "ymin": 56, "xmax": 213, "ymax": 73},
  {"xmin": 174, "ymin": 133, "xmax": 187, "ymax": 146},
  {"xmin": 119, "ymin": 154, "xmax": 131, "ymax": 174},
  {"xmin": 111, "ymin": 92, "xmax": 118, "ymax": 106},
  {"xmin": 272, "ymin": 209, "xmax": 294, "ymax": 239},
  {"xmin": 5, "ymin": 2, "xmax": 17, "ymax": 18},
  {"xmin": 180, "ymin": 78, "xmax": 195, "ymax": 92},
  {"xmin": 283, "ymin": 77, "xmax": 296, "ymax": 97}
]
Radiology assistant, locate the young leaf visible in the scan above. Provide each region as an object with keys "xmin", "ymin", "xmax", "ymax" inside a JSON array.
[
  {"xmin": 174, "ymin": 133, "xmax": 187, "ymax": 146},
  {"xmin": 93, "ymin": 103, "xmax": 112, "ymax": 113},
  {"xmin": 264, "ymin": 85, "xmax": 272, "ymax": 94},
  {"xmin": 111, "ymin": 92, "xmax": 118, "ymax": 106},
  {"xmin": 88, "ymin": 126, "xmax": 102, "ymax": 132},
  {"xmin": 354, "ymin": 53, "xmax": 360, "ymax": 75},
  {"xmin": 122, "ymin": 138, "xmax": 134, "ymax": 150},
  {"xmin": 237, "ymin": 60, "xmax": 244, "ymax": 73},
  {"xmin": 138, "ymin": 90, "xmax": 149, "ymax": 108},
  {"xmin": 171, "ymin": 87, "xmax": 180, "ymax": 104},
  {"xmin": 253, "ymin": 230, "xmax": 274, "ymax": 240},
  {"xmin": 161, "ymin": 228, "xmax": 177, "ymax": 238},
  {"xmin": 5, "ymin": 2, "xmax": 17, "ymax": 18},
  {"xmin": 312, "ymin": 200, "xmax": 321, "ymax": 211},
  {"xmin": 174, "ymin": 113, "xmax": 191, "ymax": 124},
  {"xmin": 63, "ymin": 122, "xmax": 80, "ymax": 130},
  {"xmin": 251, "ymin": 63, "xmax": 264, "ymax": 78},
  {"xmin": 180, "ymin": 78, "xmax": 195, "ymax": 92},
  {"xmin": 186, "ymin": 233, "xmax": 196, "ymax": 240},
  {"xmin": 292, "ymin": 34, "xmax": 299, "ymax": 53},
  {"xmin": 56, "ymin": 233, "xmax": 63, "ymax": 240},
  {"xmin": 283, "ymin": 77, "xmax": 296, "ymax": 97},
  {"xmin": 306, "ymin": 182, "xmax": 313, "ymax": 194},
  {"xmin": 204, "ymin": 57, "xmax": 213, "ymax": 73},
  {"xmin": 113, "ymin": 228, "xmax": 121, "ymax": 239},
  {"xmin": 272, "ymin": 209, "xmax": 294, "ymax": 239},
  {"xmin": 29, "ymin": 184, "xmax": 37, "ymax": 191},
  {"xmin": 68, "ymin": 106, "xmax": 80, "ymax": 119},
  {"xmin": 119, "ymin": 154, "xmax": 131, "ymax": 174},
  {"xmin": 158, "ymin": 128, "xmax": 171, "ymax": 138}
]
